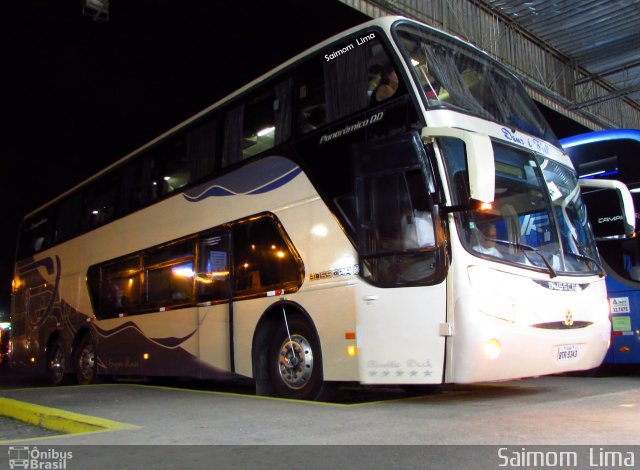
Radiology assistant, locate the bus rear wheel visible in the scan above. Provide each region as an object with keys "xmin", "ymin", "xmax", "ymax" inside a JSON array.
[
  {"xmin": 75, "ymin": 335, "xmax": 97, "ymax": 385},
  {"xmin": 268, "ymin": 317, "xmax": 323, "ymax": 400},
  {"xmin": 48, "ymin": 339, "xmax": 68, "ymax": 386}
]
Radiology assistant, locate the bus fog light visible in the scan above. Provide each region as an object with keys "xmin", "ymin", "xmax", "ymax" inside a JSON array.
[{"xmin": 483, "ymin": 339, "xmax": 501, "ymax": 360}]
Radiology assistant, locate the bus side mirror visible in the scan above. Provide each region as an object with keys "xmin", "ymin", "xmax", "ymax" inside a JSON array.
[
  {"xmin": 579, "ymin": 178, "xmax": 636, "ymax": 239},
  {"xmin": 422, "ymin": 128, "xmax": 495, "ymax": 205}
]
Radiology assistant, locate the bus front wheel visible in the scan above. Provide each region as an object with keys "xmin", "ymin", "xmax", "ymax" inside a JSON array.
[
  {"xmin": 268, "ymin": 317, "xmax": 323, "ymax": 400},
  {"xmin": 75, "ymin": 335, "xmax": 97, "ymax": 385}
]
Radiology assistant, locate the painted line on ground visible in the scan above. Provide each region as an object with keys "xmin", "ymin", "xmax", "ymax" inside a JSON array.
[{"xmin": 0, "ymin": 396, "xmax": 139, "ymax": 443}]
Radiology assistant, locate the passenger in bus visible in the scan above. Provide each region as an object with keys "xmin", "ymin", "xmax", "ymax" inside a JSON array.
[
  {"xmin": 401, "ymin": 209, "xmax": 435, "ymax": 249},
  {"xmin": 106, "ymin": 281, "xmax": 124, "ymax": 310},
  {"xmin": 474, "ymin": 222, "xmax": 502, "ymax": 257},
  {"xmin": 302, "ymin": 106, "xmax": 326, "ymax": 133},
  {"xmin": 370, "ymin": 64, "xmax": 399, "ymax": 104}
]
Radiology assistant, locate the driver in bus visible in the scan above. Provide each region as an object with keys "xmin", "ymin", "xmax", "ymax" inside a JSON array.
[{"xmin": 474, "ymin": 222, "xmax": 502, "ymax": 257}]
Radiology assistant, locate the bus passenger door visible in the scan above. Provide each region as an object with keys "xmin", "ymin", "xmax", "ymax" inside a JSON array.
[
  {"xmin": 196, "ymin": 231, "xmax": 233, "ymax": 378},
  {"xmin": 353, "ymin": 132, "xmax": 447, "ymax": 384}
]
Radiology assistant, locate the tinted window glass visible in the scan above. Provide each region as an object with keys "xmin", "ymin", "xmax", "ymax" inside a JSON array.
[
  {"xmin": 146, "ymin": 260, "xmax": 194, "ymax": 307},
  {"xmin": 222, "ymin": 79, "xmax": 293, "ymax": 166},
  {"xmin": 233, "ymin": 216, "xmax": 302, "ymax": 295},
  {"xmin": 145, "ymin": 240, "xmax": 195, "ymax": 308},
  {"xmin": 149, "ymin": 137, "xmax": 189, "ymax": 199},
  {"xmin": 197, "ymin": 232, "xmax": 230, "ymax": 303},
  {"xmin": 54, "ymin": 193, "xmax": 82, "ymax": 243},
  {"xmin": 98, "ymin": 256, "xmax": 143, "ymax": 319},
  {"xmin": 297, "ymin": 31, "xmax": 402, "ymax": 135},
  {"xmin": 84, "ymin": 174, "xmax": 120, "ymax": 229},
  {"xmin": 187, "ymin": 118, "xmax": 218, "ymax": 182},
  {"xmin": 19, "ymin": 211, "xmax": 54, "ymax": 257},
  {"xmin": 355, "ymin": 133, "xmax": 437, "ymax": 286}
]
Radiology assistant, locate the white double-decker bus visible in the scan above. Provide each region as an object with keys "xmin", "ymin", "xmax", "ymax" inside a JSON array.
[{"xmin": 10, "ymin": 17, "xmax": 633, "ymax": 400}]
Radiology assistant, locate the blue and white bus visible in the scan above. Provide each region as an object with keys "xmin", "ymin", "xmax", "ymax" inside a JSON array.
[
  {"xmin": 9, "ymin": 17, "xmax": 634, "ymax": 400},
  {"xmin": 562, "ymin": 129, "xmax": 640, "ymax": 366}
]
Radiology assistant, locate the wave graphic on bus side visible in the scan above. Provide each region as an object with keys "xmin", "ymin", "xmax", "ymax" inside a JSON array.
[
  {"xmin": 16, "ymin": 256, "xmax": 62, "ymax": 329},
  {"xmin": 183, "ymin": 156, "xmax": 302, "ymax": 202},
  {"xmin": 92, "ymin": 322, "xmax": 198, "ymax": 349}
]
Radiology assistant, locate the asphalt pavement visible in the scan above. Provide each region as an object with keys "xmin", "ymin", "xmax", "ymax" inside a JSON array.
[{"xmin": 1, "ymin": 367, "xmax": 639, "ymax": 469}]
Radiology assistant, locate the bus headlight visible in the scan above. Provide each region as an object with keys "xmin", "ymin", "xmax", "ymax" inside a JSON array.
[{"xmin": 483, "ymin": 339, "xmax": 501, "ymax": 360}]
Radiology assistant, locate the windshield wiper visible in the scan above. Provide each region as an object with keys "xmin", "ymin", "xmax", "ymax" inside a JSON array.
[
  {"xmin": 568, "ymin": 251, "xmax": 606, "ymax": 277},
  {"xmin": 491, "ymin": 239, "xmax": 558, "ymax": 278},
  {"xmin": 570, "ymin": 234, "xmax": 606, "ymax": 277}
]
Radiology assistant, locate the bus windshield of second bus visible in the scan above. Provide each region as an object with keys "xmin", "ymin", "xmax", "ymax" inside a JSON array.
[{"xmin": 561, "ymin": 129, "xmax": 640, "ymax": 366}]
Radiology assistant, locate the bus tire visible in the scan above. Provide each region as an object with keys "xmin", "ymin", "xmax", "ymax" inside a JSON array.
[
  {"xmin": 48, "ymin": 338, "xmax": 69, "ymax": 386},
  {"xmin": 268, "ymin": 317, "xmax": 323, "ymax": 400},
  {"xmin": 75, "ymin": 334, "xmax": 97, "ymax": 385}
]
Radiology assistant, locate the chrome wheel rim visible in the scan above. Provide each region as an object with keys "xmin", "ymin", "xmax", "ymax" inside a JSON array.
[
  {"xmin": 276, "ymin": 334, "xmax": 314, "ymax": 390},
  {"xmin": 78, "ymin": 344, "xmax": 95, "ymax": 381},
  {"xmin": 50, "ymin": 345, "xmax": 65, "ymax": 383}
]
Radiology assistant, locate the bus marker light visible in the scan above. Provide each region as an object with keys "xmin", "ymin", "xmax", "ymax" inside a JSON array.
[
  {"xmin": 143, "ymin": 353, "xmax": 150, "ymax": 360},
  {"xmin": 619, "ymin": 347, "xmax": 630, "ymax": 353},
  {"xmin": 483, "ymin": 339, "xmax": 501, "ymax": 360},
  {"xmin": 345, "ymin": 332, "xmax": 356, "ymax": 340},
  {"xmin": 30, "ymin": 357, "xmax": 36, "ymax": 363},
  {"xmin": 478, "ymin": 202, "xmax": 493, "ymax": 212},
  {"xmin": 347, "ymin": 345, "xmax": 357, "ymax": 356}
]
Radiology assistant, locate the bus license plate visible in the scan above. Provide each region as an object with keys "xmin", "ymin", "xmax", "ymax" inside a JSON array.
[{"xmin": 557, "ymin": 345, "xmax": 579, "ymax": 361}]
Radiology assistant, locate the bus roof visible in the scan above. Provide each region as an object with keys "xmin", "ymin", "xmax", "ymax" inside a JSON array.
[{"xmin": 560, "ymin": 129, "xmax": 640, "ymax": 149}]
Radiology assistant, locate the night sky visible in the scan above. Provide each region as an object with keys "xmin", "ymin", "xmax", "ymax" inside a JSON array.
[{"xmin": 0, "ymin": 1, "xmax": 587, "ymax": 319}]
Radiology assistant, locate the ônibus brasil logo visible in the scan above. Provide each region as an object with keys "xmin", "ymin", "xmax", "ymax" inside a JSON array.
[{"xmin": 8, "ymin": 446, "xmax": 73, "ymax": 469}]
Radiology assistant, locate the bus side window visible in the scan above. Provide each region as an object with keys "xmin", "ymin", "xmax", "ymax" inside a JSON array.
[
  {"xmin": 232, "ymin": 216, "xmax": 302, "ymax": 296},
  {"xmin": 147, "ymin": 137, "xmax": 189, "ymax": 199},
  {"xmin": 144, "ymin": 240, "xmax": 195, "ymax": 309},
  {"xmin": 323, "ymin": 39, "xmax": 370, "ymax": 121},
  {"xmin": 54, "ymin": 193, "xmax": 82, "ymax": 243},
  {"xmin": 20, "ymin": 211, "xmax": 54, "ymax": 257},
  {"xmin": 89, "ymin": 256, "xmax": 143, "ymax": 319},
  {"xmin": 83, "ymin": 174, "xmax": 120, "ymax": 230},
  {"xmin": 187, "ymin": 117, "xmax": 218, "ymax": 183},
  {"xmin": 297, "ymin": 34, "xmax": 402, "ymax": 135},
  {"xmin": 222, "ymin": 78, "xmax": 293, "ymax": 165},
  {"xmin": 197, "ymin": 232, "xmax": 230, "ymax": 303},
  {"xmin": 297, "ymin": 58, "xmax": 326, "ymax": 134}
]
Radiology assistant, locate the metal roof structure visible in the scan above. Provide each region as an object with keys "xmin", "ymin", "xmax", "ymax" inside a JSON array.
[
  {"xmin": 481, "ymin": 0, "xmax": 640, "ymax": 117},
  {"xmin": 340, "ymin": 0, "xmax": 640, "ymax": 130}
]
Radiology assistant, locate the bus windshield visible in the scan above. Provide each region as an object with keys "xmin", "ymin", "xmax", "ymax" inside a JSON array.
[
  {"xmin": 394, "ymin": 22, "xmax": 558, "ymax": 146},
  {"xmin": 441, "ymin": 138, "xmax": 601, "ymax": 275}
]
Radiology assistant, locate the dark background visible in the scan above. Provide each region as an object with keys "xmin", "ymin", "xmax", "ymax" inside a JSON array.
[{"xmin": 0, "ymin": 0, "xmax": 587, "ymax": 320}]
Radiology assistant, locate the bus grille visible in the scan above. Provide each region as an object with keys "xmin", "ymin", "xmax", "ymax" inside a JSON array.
[{"xmin": 531, "ymin": 321, "xmax": 592, "ymax": 329}]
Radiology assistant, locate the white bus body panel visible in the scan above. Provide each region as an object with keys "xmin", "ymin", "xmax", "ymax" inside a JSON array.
[
  {"xmin": 356, "ymin": 281, "xmax": 447, "ymax": 384},
  {"xmin": 444, "ymin": 241, "xmax": 610, "ymax": 383}
]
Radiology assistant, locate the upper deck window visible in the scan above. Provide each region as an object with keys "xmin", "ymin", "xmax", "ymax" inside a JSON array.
[
  {"xmin": 223, "ymin": 79, "xmax": 293, "ymax": 165},
  {"xmin": 296, "ymin": 30, "xmax": 405, "ymax": 135},
  {"xmin": 393, "ymin": 22, "xmax": 558, "ymax": 146}
]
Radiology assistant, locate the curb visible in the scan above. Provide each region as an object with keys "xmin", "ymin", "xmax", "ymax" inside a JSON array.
[{"xmin": 0, "ymin": 397, "xmax": 138, "ymax": 436}]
